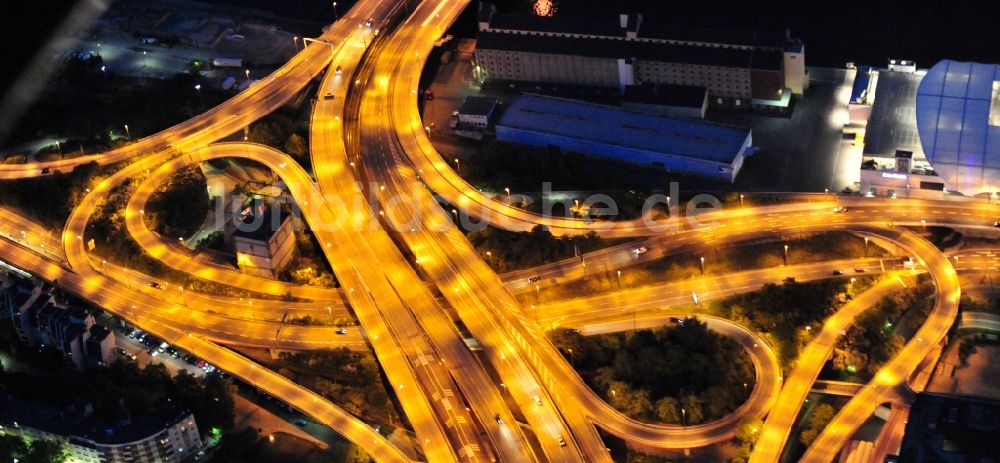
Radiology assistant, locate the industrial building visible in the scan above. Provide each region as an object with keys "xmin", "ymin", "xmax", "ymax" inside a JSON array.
[
  {"xmin": 495, "ymin": 94, "xmax": 753, "ymax": 182},
  {"xmin": 457, "ymin": 96, "xmax": 498, "ymax": 128},
  {"xmin": 854, "ymin": 60, "xmax": 1000, "ymax": 198},
  {"xmin": 622, "ymin": 83, "xmax": 708, "ymax": 119},
  {"xmin": 474, "ymin": 2, "xmax": 806, "ymax": 109},
  {"xmin": 232, "ymin": 200, "xmax": 295, "ymax": 278}
]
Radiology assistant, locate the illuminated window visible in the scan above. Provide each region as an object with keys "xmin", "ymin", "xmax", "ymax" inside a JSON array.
[{"xmin": 991, "ymin": 81, "xmax": 1000, "ymax": 126}]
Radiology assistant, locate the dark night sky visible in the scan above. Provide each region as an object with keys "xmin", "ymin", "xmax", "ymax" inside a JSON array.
[
  {"xmin": 0, "ymin": 1, "xmax": 78, "ymax": 92},
  {"xmin": 2, "ymin": 0, "xmax": 999, "ymax": 97}
]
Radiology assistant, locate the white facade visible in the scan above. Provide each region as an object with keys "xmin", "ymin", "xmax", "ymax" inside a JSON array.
[{"xmin": 2, "ymin": 413, "xmax": 201, "ymax": 463}]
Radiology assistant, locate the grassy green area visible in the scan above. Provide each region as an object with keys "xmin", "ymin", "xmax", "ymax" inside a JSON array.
[{"xmin": 549, "ymin": 319, "xmax": 755, "ymax": 425}]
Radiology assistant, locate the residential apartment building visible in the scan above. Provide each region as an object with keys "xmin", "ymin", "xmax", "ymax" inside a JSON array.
[{"xmin": 2, "ymin": 410, "xmax": 202, "ymax": 463}]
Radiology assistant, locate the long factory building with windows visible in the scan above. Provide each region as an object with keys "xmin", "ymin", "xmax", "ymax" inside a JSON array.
[{"xmin": 474, "ymin": 2, "xmax": 807, "ymax": 109}]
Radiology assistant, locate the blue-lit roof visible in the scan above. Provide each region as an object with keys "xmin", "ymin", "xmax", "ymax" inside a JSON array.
[
  {"xmin": 916, "ymin": 60, "xmax": 1000, "ymax": 193},
  {"xmin": 496, "ymin": 94, "xmax": 750, "ymax": 164}
]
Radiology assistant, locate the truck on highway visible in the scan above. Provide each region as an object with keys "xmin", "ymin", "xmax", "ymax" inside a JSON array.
[{"xmin": 211, "ymin": 57, "xmax": 243, "ymax": 68}]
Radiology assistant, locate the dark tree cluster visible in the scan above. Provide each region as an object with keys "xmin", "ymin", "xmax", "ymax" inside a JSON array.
[
  {"xmin": 246, "ymin": 112, "xmax": 310, "ymax": 168},
  {"xmin": 0, "ymin": 362, "xmax": 235, "ymax": 436},
  {"xmin": 719, "ymin": 277, "xmax": 856, "ymax": 368},
  {"xmin": 833, "ymin": 278, "xmax": 935, "ymax": 377},
  {"xmin": 276, "ymin": 348, "xmax": 392, "ymax": 419},
  {"xmin": 468, "ymin": 225, "xmax": 608, "ymax": 273},
  {"xmin": 6, "ymin": 71, "xmax": 229, "ymax": 152},
  {"xmin": 549, "ymin": 319, "xmax": 755, "ymax": 424},
  {"xmin": 462, "ymin": 140, "xmax": 654, "ymax": 219},
  {"xmin": 0, "ymin": 435, "xmax": 66, "ymax": 463},
  {"xmin": 0, "ymin": 161, "xmax": 114, "ymax": 227},
  {"xmin": 145, "ymin": 164, "xmax": 210, "ymax": 239}
]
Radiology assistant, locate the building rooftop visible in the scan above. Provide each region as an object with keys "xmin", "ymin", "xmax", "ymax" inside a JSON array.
[
  {"xmin": 642, "ymin": 25, "xmax": 790, "ymax": 50},
  {"xmin": 477, "ymin": 31, "xmax": 782, "ymax": 71},
  {"xmin": 488, "ymin": 12, "xmax": 630, "ymax": 38},
  {"xmin": 898, "ymin": 393, "xmax": 1000, "ymax": 462},
  {"xmin": 623, "ymin": 83, "xmax": 707, "ymax": 109},
  {"xmin": 233, "ymin": 200, "xmax": 289, "ymax": 242},
  {"xmin": 862, "ymin": 69, "xmax": 925, "ymax": 158},
  {"xmin": 497, "ymin": 94, "xmax": 750, "ymax": 164},
  {"xmin": 459, "ymin": 96, "xmax": 498, "ymax": 117}
]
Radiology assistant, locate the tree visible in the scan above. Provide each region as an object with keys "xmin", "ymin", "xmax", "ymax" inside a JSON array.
[
  {"xmin": 681, "ymin": 395, "xmax": 704, "ymax": 425},
  {"xmin": 736, "ymin": 417, "xmax": 763, "ymax": 448},
  {"xmin": 958, "ymin": 338, "xmax": 979, "ymax": 367},
  {"xmin": 654, "ymin": 397, "xmax": 681, "ymax": 423},
  {"xmin": 284, "ymin": 133, "xmax": 308, "ymax": 160},
  {"xmin": 800, "ymin": 403, "xmax": 836, "ymax": 446},
  {"xmin": 0, "ymin": 435, "xmax": 67, "ymax": 463}
]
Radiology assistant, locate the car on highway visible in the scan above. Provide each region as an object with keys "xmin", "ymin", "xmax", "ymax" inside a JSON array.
[
  {"xmin": 556, "ymin": 435, "xmax": 567, "ymax": 447},
  {"xmin": 533, "ymin": 395, "xmax": 542, "ymax": 406},
  {"xmin": 147, "ymin": 281, "xmax": 161, "ymax": 289},
  {"xmin": 854, "ymin": 268, "xmax": 866, "ymax": 273},
  {"xmin": 832, "ymin": 270, "xmax": 844, "ymax": 275},
  {"xmin": 527, "ymin": 275, "xmax": 541, "ymax": 283},
  {"xmin": 335, "ymin": 65, "xmax": 342, "ymax": 75},
  {"xmin": 633, "ymin": 246, "xmax": 648, "ymax": 255},
  {"xmin": 40, "ymin": 167, "xmax": 50, "ymax": 174},
  {"xmin": 669, "ymin": 316, "xmax": 686, "ymax": 324},
  {"xmin": 994, "ymin": 219, "xmax": 1000, "ymax": 228},
  {"xmin": 494, "ymin": 414, "xmax": 504, "ymax": 425},
  {"xmin": 832, "ymin": 206, "xmax": 848, "ymax": 213},
  {"xmin": 296, "ymin": 418, "xmax": 308, "ymax": 427},
  {"xmin": 323, "ymin": 91, "xmax": 335, "ymax": 100},
  {"xmin": 336, "ymin": 328, "xmax": 348, "ymax": 335}
]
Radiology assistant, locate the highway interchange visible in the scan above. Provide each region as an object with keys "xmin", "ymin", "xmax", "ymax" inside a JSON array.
[{"xmin": 0, "ymin": 0, "xmax": 997, "ymax": 461}]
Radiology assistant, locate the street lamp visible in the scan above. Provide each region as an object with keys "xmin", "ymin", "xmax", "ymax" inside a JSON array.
[
  {"xmin": 739, "ymin": 194, "xmax": 744, "ymax": 207},
  {"xmin": 454, "ymin": 158, "xmax": 460, "ymax": 174},
  {"xmin": 293, "ymin": 36, "xmax": 300, "ymax": 51},
  {"xmin": 124, "ymin": 124, "xmax": 130, "ymax": 139},
  {"xmin": 783, "ymin": 244, "xmax": 789, "ymax": 266},
  {"xmin": 194, "ymin": 84, "xmax": 203, "ymax": 108},
  {"xmin": 424, "ymin": 126, "xmax": 431, "ymax": 138},
  {"xmin": 244, "ymin": 69, "xmax": 251, "ymax": 82},
  {"xmin": 864, "ymin": 236, "xmax": 869, "ymax": 257},
  {"xmin": 699, "ymin": 256, "xmax": 705, "ymax": 275},
  {"xmin": 616, "ymin": 270, "xmax": 622, "ymax": 290},
  {"xmin": 332, "ymin": 1, "xmax": 338, "ymax": 18}
]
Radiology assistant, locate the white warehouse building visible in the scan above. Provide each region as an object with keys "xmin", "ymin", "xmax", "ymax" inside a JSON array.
[{"xmin": 495, "ymin": 94, "xmax": 753, "ymax": 182}]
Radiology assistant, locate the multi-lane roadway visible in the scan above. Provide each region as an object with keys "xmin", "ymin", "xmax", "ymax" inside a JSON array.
[{"xmin": 2, "ymin": 0, "xmax": 998, "ymax": 461}]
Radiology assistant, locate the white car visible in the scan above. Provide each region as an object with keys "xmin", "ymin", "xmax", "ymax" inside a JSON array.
[
  {"xmin": 832, "ymin": 206, "xmax": 848, "ymax": 213},
  {"xmin": 633, "ymin": 246, "xmax": 648, "ymax": 255}
]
